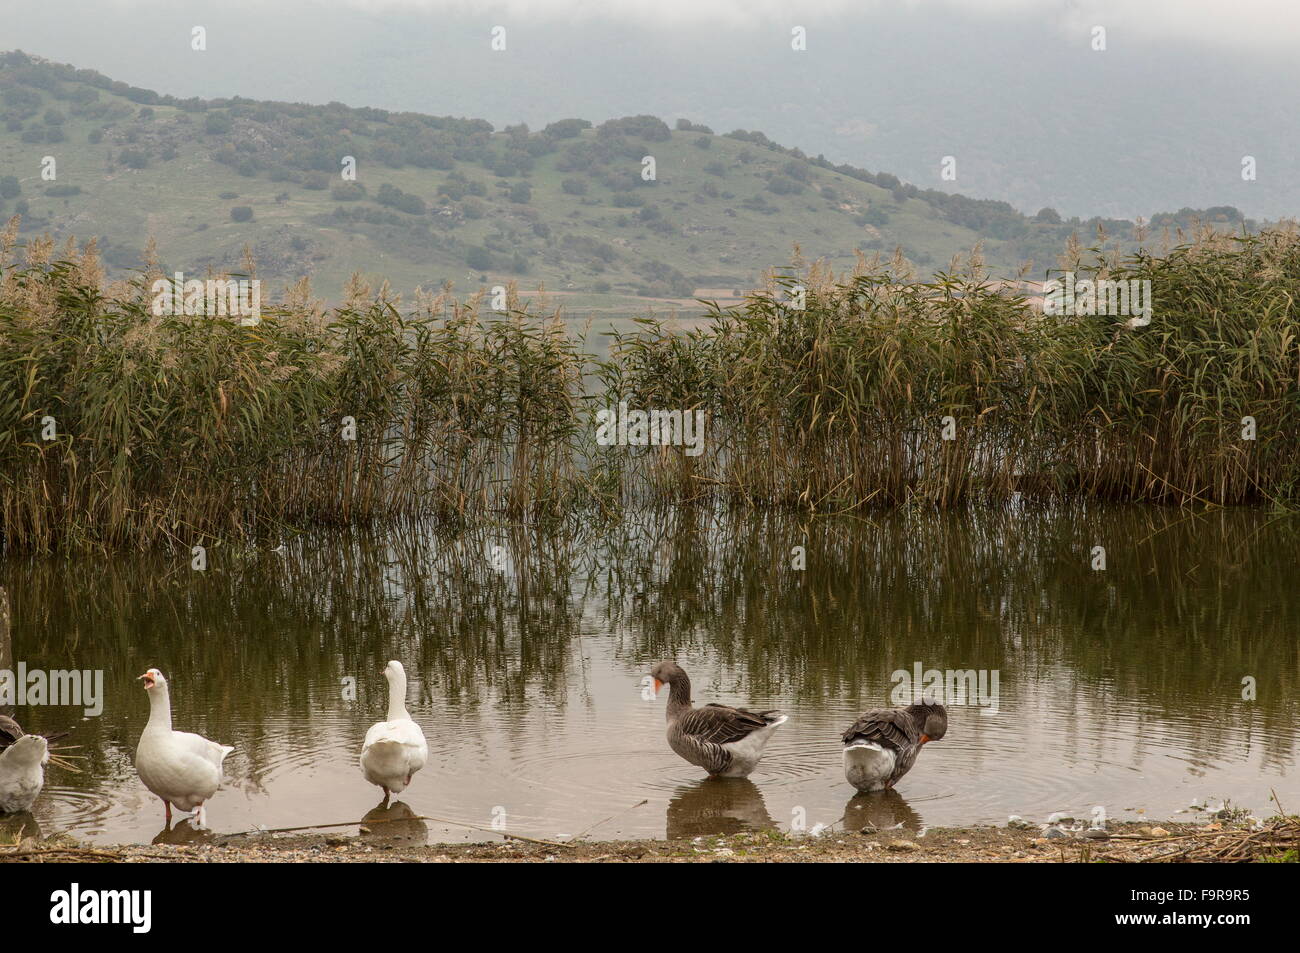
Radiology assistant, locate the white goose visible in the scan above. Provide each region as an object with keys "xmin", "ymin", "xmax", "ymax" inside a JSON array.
[
  {"xmin": 0, "ymin": 734, "xmax": 47, "ymax": 814},
  {"xmin": 135, "ymin": 668, "xmax": 233, "ymax": 826},
  {"xmin": 360, "ymin": 660, "xmax": 428, "ymax": 802}
]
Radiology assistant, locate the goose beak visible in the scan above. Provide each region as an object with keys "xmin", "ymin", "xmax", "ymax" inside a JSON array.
[
  {"xmin": 653, "ymin": 678, "xmax": 663, "ymax": 695},
  {"xmin": 920, "ymin": 734, "xmax": 931, "ymax": 744},
  {"xmin": 139, "ymin": 673, "xmax": 155, "ymax": 689}
]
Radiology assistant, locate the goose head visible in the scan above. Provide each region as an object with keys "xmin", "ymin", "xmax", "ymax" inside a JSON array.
[
  {"xmin": 5, "ymin": 733, "xmax": 48, "ymax": 766},
  {"xmin": 139, "ymin": 668, "xmax": 167, "ymax": 692},
  {"xmin": 383, "ymin": 660, "xmax": 405, "ymax": 682},
  {"xmin": 649, "ymin": 660, "xmax": 686, "ymax": 695},
  {"xmin": 908, "ymin": 699, "xmax": 948, "ymax": 744}
]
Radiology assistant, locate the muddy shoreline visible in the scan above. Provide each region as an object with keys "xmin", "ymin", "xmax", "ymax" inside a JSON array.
[{"xmin": 4, "ymin": 817, "xmax": 1296, "ymax": 863}]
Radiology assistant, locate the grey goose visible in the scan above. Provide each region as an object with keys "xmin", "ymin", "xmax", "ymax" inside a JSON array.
[
  {"xmin": 650, "ymin": 661, "xmax": 788, "ymax": 778},
  {"xmin": 842, "ymin": 700, "xmax": 947, "ymax": 792}
]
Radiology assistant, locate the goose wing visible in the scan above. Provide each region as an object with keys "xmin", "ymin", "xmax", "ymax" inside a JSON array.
[
  {"xmin": 678, "ymin": 704, "xmax": 776, "ymax": 746},
  {"xmin": 364, "ymin": 719, "xmax": 426, "ymax": 757},
  {"xmin": 172, "ymin": 730, "xmax": 234, "ymax": 771},
  {"xmin": 842, "ymin": 708, "xmax": 916, "ymax": 750},
  {"xmin": 361, "ymin": 719, "xmax": 428, "ymax": 783}
]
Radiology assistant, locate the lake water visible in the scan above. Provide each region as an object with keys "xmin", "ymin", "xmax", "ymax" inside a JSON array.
[{"xmin": 2, "ymin": 503, "xmax": 1297, "ymax": 846}]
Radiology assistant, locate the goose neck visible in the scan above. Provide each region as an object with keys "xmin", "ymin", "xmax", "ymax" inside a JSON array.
[
  {"xmin": 387, "ymin": 673, "xmax": 410, "ymax": 722},
  {"xmin": 665, "ymin": 675, "xmax": 693, "ymax": 719},
  {"xmin": 145, "ymin": 684, "xmax": 172, "ymax": 732}
]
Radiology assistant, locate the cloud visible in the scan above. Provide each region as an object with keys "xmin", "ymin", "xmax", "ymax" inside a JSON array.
[
  {"xmin": 1053, "ymin": 0, "xmax": 1300, "ymax": 53},
  {"xmin": 309, "ymin": 0, "xmax": 1299, "ymax": 52}
]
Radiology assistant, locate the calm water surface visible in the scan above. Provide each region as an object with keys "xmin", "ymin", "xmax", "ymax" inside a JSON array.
[{"xmin": 2, "ymin": 504, "xmax": 1296, "ymax": 845}]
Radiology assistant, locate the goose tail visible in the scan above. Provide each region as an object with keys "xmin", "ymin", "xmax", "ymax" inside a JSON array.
[{"xmin": 842, "ymin": 740, "xmax": 895, "ymax": 792}]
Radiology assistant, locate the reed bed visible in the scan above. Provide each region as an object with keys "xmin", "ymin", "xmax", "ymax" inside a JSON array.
[
  {"xmin": 0, "ymin": 228, "xmax": 591, "ymax": 552},
  {"xmin": 604, "ymin": 228, "xmax": 1300, "ymax": 510},
  {"xmin": 3, "ymin": 222, "xmax": 1300, "ymax": 552},
  {"xmin": 1022, "ymin": 227, "xmax": 1300, "ymax": 504},
  {"xmin": 600, "ymin": 257, "xmax": 1029, "ymax": 509}
]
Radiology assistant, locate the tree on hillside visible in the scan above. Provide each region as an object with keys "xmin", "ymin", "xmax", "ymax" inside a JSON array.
[
  {"xmin": 542, "ymin": 118, "xmax": 591, "ymax": 139},
  {"xmin": 205, "ymin": 112, "xmax": 233, "ymax": 135}
]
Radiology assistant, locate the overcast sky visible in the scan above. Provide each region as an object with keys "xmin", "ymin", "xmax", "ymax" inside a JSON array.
[
  {"xmin": 21, "ymin": 0, "xmax": 1300, "ymax": 52},
  {"xmin": 275, "ymin": 0, "xmax": 1300, "ymax": 52}
]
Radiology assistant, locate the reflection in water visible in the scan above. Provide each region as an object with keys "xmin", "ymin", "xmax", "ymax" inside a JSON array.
[
  {"xmin": 0, "ymin": 810, "xmax": 41, "ymax": 843},
  {"xmin": 151, "ymin": 817, "xmax": 218, "ymax": 847},
  {"xmin": 842, "ymin": 790, "xmax": 924, "ymax": 833},
  {"xmin": 360, "ymin": 800, "xmax": 428, "ymax": 845},
  {"xmin": 1, "ymin": 504, "xmax": 1298, "ymax": 844},
  {"xmin": 666, "ymin": 779, "xmax": 775, "ymax": 838}
]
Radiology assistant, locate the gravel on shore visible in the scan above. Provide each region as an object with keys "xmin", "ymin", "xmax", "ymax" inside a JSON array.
[{"xmin": 4, "ymin": 817, "xmax": 1296, "ymax": 863}]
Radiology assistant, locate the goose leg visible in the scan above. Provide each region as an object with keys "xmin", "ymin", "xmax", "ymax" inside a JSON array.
[
  {"xmin": 382, "ymin": 787, "xmax": 391, "ymax": 807},
  {"xmin": 163, "ymin": 799, "xmax": 172, "ymax": 822},
  {"xmin": 195, "ymin": 803, "xmax": 206, "ymax": 828}
]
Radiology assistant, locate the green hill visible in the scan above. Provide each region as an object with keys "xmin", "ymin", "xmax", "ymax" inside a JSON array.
[{"xmin": 0, "ymin": 50, "xmax": 1255, "ymax": 307}]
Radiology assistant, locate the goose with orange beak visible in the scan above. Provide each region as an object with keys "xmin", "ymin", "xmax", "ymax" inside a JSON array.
[
  {"xmin": 135, "ymin": 668, "xmax": 233, "ymax": 826},
  {"xmin": 841, "ymin": 699, "xmax": 946, "ymax": 792},
  {"xmin": 650, "ymin": 661, "xmax": 787, "ymax": 779}
]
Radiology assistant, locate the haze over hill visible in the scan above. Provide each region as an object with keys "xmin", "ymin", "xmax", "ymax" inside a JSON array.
[
  {"xmin": 0, "ymin": 51, "xmax": 1258, "ymax": 303},
  {"xmin": 1, "ymin": 0, "xmax": 1296, "ymax": 226}
]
